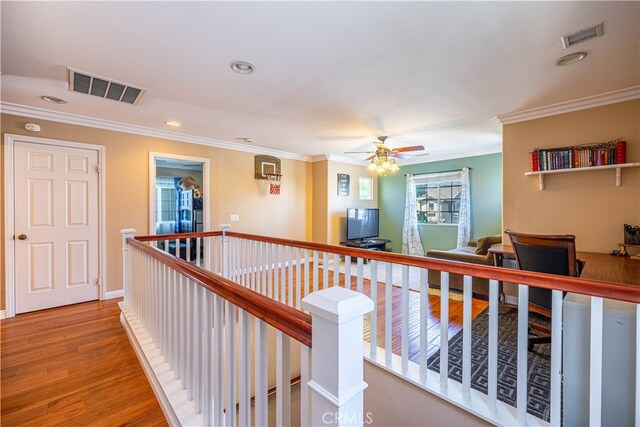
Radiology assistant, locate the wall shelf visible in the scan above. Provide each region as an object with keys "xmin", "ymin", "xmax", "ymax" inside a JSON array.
[{"xmin": 524, "ymin": 162, "xmax": 640, "ymax": 190}]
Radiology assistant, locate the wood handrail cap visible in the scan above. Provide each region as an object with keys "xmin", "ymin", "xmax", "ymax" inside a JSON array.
[{"xmin": 302, "ymin": 287, "xmax": 373, "ymax": 324}]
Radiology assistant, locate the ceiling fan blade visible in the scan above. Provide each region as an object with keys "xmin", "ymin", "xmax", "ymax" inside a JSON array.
[
  {"xmin": 393, "ymin": 145, "xmax": 425, "ymax": 153},
  {"xmin": 344, "ymin": 151, "xmax": 375, "ymax": 154},
  {"xmin": 364, "ymin": 154, "xmax": 376, "ymax": 161},
  {"xmin": 391, "ymin": 152, "xmax": 411, "ymax": 160}
]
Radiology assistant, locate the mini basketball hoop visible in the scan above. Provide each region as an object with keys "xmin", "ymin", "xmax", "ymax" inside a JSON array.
[{"xmin": 265, "ymin": 173, "xmax": 282, "ymax": 195}]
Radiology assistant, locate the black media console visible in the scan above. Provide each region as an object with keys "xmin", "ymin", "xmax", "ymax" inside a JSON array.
[{"xmin": 340, "ymin": 238, "xmax": 391, "ymax": 252}]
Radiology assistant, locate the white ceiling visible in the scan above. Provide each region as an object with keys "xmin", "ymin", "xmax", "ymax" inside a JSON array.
[{"xmin": 2, "ymin": 2, "xmax": 638, "ymax": 163}]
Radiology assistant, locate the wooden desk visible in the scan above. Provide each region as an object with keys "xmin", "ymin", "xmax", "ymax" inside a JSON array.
[{"xmin": 488, "ymin": 244, "xmax": 640, "ymax": 286}]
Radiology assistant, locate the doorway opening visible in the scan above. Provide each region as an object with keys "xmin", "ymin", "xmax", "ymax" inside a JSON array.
[{"xmin": 148, "ymin": 152, "xmax": 210, "ymax": 267}]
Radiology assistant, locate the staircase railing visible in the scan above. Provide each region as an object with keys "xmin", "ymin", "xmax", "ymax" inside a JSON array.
[
  {"xmin": 120, "ymin": 229, "xmax": 373, "ymax": 426},
  {"xmin": 132, "ymin": 227, "xmax": 640, "ymax": 426}
]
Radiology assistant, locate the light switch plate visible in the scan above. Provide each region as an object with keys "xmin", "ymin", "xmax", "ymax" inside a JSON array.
[{"xmin": 230, "ymin": 214, "xmax": 240, "ymax": 222}]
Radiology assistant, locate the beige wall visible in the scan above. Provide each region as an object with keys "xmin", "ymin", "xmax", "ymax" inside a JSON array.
[
  {"xmin": 1, "ymin": 114, "xmax": 312, "ymax": 309},
  {"xmin": 503, "ymin": 100, "xmax": 639, "ymax": 252},
  {"xmin": 311, "ymin": 160, "xmax": 329, "ymax": 243},
  {"xmin": 327, "ymin": 161, "xmax": 378, "ymax": 245}
]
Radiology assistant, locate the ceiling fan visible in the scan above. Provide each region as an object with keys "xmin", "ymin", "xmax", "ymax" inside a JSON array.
[{"xmin": 344, "ymin": 136, "xmax": 426, "ymax": 173}]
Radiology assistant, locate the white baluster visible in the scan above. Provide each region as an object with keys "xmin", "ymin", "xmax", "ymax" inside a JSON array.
[
  {"xmin": 295, "ymin": 247, "xmax": 302, "ymax": 309},
  {"xmin": 401, "ymin": 265, "xmax": 410, "ymax": 374},
  {"xmin": 323, "ymin": 252, "xmax": 329, "ymax": 290},
  {"xmin": 267, "ymin": 243, "xmax": 273, "ymax": 297},
  {"xmin": 517, "ymin": 284, "xmax": 529, "ymax": 425},
  {"xmin": 194, "ymin": 285, "xmax": 202, "ymax": 413},
  {"xmin": 175, "ymin": 238, "xmax": 181, "ymax": 260},
  {"xmin": 385, "ymin": 263, "xmax": 393, "ymax": 367},
  {"xmin": 357, "ymin": 257, "xmax": 364, "ymax": 293},
  {"xmin": 196, "ymin": 237, "xmax": 201, "ymax": 267},
  {"xmin": 370, "ymin": 260, "xmax": 378, "ymax": 360},
  {"xmin": 289, "ymin": 248, "xmax": 295, "ymax": 304},
  {"xmin": 221, "ymin": 224, "xmax": 230, "ymax": 278},
  {"xmin": 213, "ymin": 294, "xmax": 224, "ymax": 426},
  {"xmin": 333, "ymin": 253, "xmax": 340, "ymax": 288},
  {"xmin": 304, "ymin": 249, "xmax": 310, "ymax": 302},
  {"xmin": 276, "ymin": 331, "xmax": 291, "ymax": 426},
  {"xmin": 224, "ymin": 302, "xmax": 236, "ymax": 427},
  {"xmin": 254, "ymin": 319, "xmax": 268, "ymax": 426},
  {"xmin": 550, "ymin": 289, "xmax": 563, "ymax": 426},
  {"xmin": 203, "ymin": 291, "xmax": 213, "ymax": 425},
  {"xmin": 488, "ymin": 279, "xmax": 499, "ymax": 411},
  {"xmin": 300, "ymin": 345, "xmax": 311, "ymax": 427},
  {"xmin": 313, "ymin": 251, "xmax": 319, "ymax": 293},
  {"xmin": 462, "ymin": 275, "xmax": 472, "ymax": 399},
  {"xmin": 302, "ymin": 287, "xmax": 373, "ymax": 427},
  {"xmin": 419, "ymin": 268, "xmax": 428, "ymax": 383},
  {"xmin": 239, "ymin": 309, "xmax": 251, "ymax": 427},
  {"xmin": 344, "ymin": 256, "xmax": 352, "ymax": 290},
  {"xmin": 440, "ymin": 272, "xmax": 449, "ymax": 389},
  {"xmin": 186, "ymin": 237, "xmax": 191, "ymax": 263},
  {"xmin": 590, "ymin": 296, "xmax": 604, "ymax": 426},
  {"xmin": 261, "ymin": 241, "xmax": 267, "ymax": 295}
]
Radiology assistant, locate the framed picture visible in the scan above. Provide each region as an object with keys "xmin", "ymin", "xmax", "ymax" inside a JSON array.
[{"xmin": 337, "ymin": 173, "xmax": 350, "ymax": 196}]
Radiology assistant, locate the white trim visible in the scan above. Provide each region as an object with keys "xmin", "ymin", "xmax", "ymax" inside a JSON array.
[
  {"xmin": 3, "ymin": 133, "xmax": 107, "ymax": 317},
  {"xmin": 0, "ymin": 310, "xmax": 6, "ymax": 320},
  {"xmin": 1, "ymin": 102, "xmax": 312, "ymax": 161},
  {"xmin": 311, "ymin": 154, "xmax": 369, "ymax": 166},
  {"xmin": 104, "ymin": 290, "xmax": 124, "ymax": 299},
  {"xmin": 119, "ymin": 304, "xmax": 201, "ymax": 426},
  {"xmin": 497, "ymin": 86, "xmax": 640, "ymax": 125}
]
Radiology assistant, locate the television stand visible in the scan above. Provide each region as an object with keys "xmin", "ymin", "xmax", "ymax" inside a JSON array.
[{"xmin": 340, "ymin": 238, "xmax": 391, "ymax": 252}]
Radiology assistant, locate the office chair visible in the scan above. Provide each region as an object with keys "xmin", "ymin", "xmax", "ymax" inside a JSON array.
[{"xmin": 504, "ymin": 230, "xmax": 584, "ymax": 350}]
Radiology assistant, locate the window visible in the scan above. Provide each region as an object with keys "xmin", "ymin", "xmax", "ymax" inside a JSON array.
[
  {"xmin": 415, "ymin": 171, "xmax": 462, "ymax": 224},
  {"xmin": 156, "ymin": 176, "xmax": 177, "ymax": 222},
  {"xmin": 359, "ymin": 176, "xmax": 373, "ymax": 200}
]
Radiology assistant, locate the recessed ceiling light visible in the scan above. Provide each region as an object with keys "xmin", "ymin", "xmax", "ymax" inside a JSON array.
[
  {"xmin": 41, "ymin": 95, "xmax": 67, "ymax": 104},
  {"xmin": 165, "ymin": 120, "xmax": 181, "ymax": 127},
  {"xmin": 556, "ymin": 52, "xmax": 587, "ymax": 66},
  {"xmin": 231, "ymin": 61, "xmax": 255, "ymax": 74}
]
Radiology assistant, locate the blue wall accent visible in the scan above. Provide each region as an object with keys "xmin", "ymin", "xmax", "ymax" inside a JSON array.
[{"xmin": 379, "ymin": 153, "xmax": 502, "ymax": 253}]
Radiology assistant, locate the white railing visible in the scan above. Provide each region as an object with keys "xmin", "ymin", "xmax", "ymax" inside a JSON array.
[
  {"xmin": 120, "ymin": 229, "xmax": 373, "ymax": 426},
  {"xmin": 192, "ymin": 228, "xmax": 640, "ymax": 427}
]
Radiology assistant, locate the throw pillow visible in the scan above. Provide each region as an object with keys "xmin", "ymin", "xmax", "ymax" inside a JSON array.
[{"xmin": 475, "ymin": 235, "xmax": 502, "ymax": 255}]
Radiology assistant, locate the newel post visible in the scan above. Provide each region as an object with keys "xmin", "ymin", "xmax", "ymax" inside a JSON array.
[
  {"xmin": 302, "ymin": 287, "xmax": 374, "ymax": 426},
  {"xmin": 220, "ymin": 224, "xmax": 231, "ymax": 278},
  {"xmin": 120, "ymin": 229, "xmax": 136, "ymax": 304}
]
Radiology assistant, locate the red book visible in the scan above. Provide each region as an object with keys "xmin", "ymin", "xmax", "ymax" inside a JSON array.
[
  {"xmin": 616, "ymin": 140, "xmax": 627, "ymax": 164},
  {"xmin": 530, "ymin": 151, "xmax": 539, "ymax": 171}
]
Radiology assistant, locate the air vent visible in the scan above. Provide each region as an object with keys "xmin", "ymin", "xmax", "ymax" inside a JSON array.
[
  {"xmin": 562, "ymin": 22, "xmax": 604, "ymax": 49},
  {"xmin": 67, "ymin": 68, "xmax": 146, "ymax": 105}
]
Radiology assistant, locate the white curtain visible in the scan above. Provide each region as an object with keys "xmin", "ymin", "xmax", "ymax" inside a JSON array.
[
  {"xmin": 402, "ymin": 174, "xmax": 425, "ymax": 256},
  {"xmin": 456, "ymin": 167, "xmax": 471, "ymax": 248}
]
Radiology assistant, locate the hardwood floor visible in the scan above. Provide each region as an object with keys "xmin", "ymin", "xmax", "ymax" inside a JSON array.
[
  {"xmin": 1, "ymin": 299, "xmax": 166, "ymax": 426},
  {"xmin": 1, "ymin": 265, "xmax": 487, "ymax": 426}
]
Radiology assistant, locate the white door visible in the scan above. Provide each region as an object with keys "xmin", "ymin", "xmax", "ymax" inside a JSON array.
[{"xmin": 14, "ymin": 141, "xmax": 100, "ymax": 313}]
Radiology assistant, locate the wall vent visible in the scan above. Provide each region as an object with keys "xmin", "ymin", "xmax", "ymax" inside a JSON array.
[
  {"xmin": 67, "ymin": 68, "xmax": 146, "ymax": 105},
  {"xmin": 561, "ymin": 22, "xmax": 604, "ymax": 49}
]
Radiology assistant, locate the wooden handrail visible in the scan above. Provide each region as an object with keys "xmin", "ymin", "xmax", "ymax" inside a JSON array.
[
  {"xmin": 230, "ymin": 231, "xmax": 640, "ymax": 304},
  {"xmin": 131, "ymin": 230, "xmax": 640, "ymax": 305},
  {"xmin": 127, "ymin": 237, "xmax": 312, "ymax": 347},
  {"xmin": 135, "ymin": 231, "xmax": 223, "ymax": 242}
]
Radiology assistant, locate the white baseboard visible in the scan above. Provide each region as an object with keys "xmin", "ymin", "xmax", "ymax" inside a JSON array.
[
  {"xmin": 104, "ymin": 289, "xmax": 124, "ymax": 299},
  {"xmin": 504, "ymin": 295, "xmax": 518, "ymax": 306},
  {"xmin": 119, "ymin": 303, "xmax": 202, "ymax": 426},
  {"xmin": 0, "ymin": 310, "xmax": 6, "ymax": 320}
]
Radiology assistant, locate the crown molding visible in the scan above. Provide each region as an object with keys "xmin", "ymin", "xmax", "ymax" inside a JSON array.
[
  {"xmin": 0, "ymin": 102, "xmax": 313, "ymax": 162},
  {"xmin": 497, "ymin": 86, "xmax": 640, "ymax": 125},
  {"xmin": 398, "ymin": 148, "xmax": 503, "ymax": 166},
  {"xmin": 311, "ymin": 154, "xmax": 368, "ymax": 166}
]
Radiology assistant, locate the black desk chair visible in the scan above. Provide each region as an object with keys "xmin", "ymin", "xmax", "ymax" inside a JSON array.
[{"xmin": 504, "ymin": 230, "xmax": 585, "ymax": 350}]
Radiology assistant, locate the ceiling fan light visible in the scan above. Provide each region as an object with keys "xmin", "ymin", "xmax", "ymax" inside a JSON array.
[
  {"xmin": 390, "ymin": 161, "xmax": 399, "ymax": 172},
  {"xmin": 382, "ymin": 161, "xmax": 390, "ymax": 169},
  {"xmin": 368, "ymin": 161, "xmax": 377, "ymax": 171}
]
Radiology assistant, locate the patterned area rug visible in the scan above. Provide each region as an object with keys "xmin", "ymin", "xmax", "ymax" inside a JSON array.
[{"xmin": 427, "ymin": 305, "xmax": 552, "ymax": 422}]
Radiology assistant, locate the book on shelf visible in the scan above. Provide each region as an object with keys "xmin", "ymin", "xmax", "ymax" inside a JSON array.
[{"xmin": 531, "ymin": 139, "xmax": 627, "ymax": 172}]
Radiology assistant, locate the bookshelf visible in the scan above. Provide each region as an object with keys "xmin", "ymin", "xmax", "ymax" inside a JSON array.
[{"xmin": 525, "ymin": 162, "xmax": 640, "ymax": 190}]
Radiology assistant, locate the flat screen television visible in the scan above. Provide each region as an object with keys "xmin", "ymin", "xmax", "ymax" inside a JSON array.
[{"xmin": 346, "ymin": 208, "xmax": 379, "ymax": 241}]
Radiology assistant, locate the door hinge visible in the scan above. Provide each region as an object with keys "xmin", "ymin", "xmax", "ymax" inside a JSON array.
[
  {"xmin": 95, "ymin": 165, "xmax": 102, "ymax": 174},
  {"xmin": 95, "ymin": 277, "xmax": 101, "ymax": 287}
]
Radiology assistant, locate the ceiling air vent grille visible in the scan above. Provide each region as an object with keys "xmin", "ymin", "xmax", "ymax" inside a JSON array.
[
  {"xmin": 68, "ymin": 68, "xmax": 146, "ymax": 105},
  {"xmin": 561, "ymin": 22, "xmax": 604, "ymax": 49}
]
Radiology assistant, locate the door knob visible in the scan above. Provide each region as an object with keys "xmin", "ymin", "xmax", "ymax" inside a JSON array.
[{"xmin": 17, "ymin": 234, "xmax": 27, "ymax": 240}]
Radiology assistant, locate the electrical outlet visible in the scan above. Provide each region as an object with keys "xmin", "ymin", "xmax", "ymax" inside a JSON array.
[{"xmin": 230, "ymin": 214, "xmax": 240, "ymax": 222}]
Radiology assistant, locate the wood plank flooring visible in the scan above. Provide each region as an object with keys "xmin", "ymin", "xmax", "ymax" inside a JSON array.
[{"xmin": 1, "ymin": 299, "xmax": 166, "ymax": 426}]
